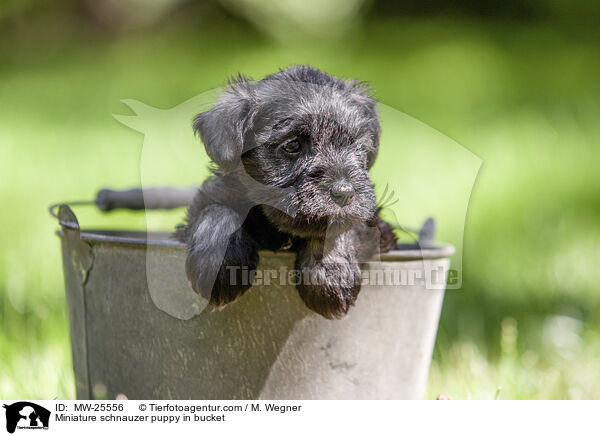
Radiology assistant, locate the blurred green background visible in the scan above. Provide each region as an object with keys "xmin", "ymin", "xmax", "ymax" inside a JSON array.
[{"xmin": 1, "ymin": 0, "xmax": 599, "ymax": 399}]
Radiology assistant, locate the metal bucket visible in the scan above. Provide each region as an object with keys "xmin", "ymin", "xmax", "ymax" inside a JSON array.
[{"xmin": 52, "ymin": 188, "xmax": 454, "ymax": 400}]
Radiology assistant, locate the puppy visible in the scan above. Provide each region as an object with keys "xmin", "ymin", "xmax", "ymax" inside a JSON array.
[{"xmin": 176, "ymin": 65, "xmax": 396, "ymax": 319}]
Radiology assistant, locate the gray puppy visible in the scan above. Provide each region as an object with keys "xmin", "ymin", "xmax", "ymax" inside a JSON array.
[{"xmin": 177, "ymin": 65, "xmax": 396, "ymax": 319}]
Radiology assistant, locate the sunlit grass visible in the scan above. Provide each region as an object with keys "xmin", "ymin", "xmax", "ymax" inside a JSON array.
[{"xmin": 428, "ymin": 318, "xmax": 600, "ymax": 400}]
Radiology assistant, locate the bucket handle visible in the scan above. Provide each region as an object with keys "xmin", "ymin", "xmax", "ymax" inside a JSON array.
[
  {"xmin": 49, "ymin": 187, "xmax": 436, "ymax": 243},
  {"xmin": 48, "ymin": 187, "xmax": 197, "ymax": 229}
]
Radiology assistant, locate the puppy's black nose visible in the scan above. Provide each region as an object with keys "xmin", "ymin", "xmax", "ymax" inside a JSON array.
[{"xmin": 330, "ymin": 183, "xmax": 355, "ymax": 206}]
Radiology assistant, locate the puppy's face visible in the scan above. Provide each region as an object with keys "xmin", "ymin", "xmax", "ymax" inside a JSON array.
[{"xmin": 195, "ymin": 66, "xmax": 381, "ymax": 237}]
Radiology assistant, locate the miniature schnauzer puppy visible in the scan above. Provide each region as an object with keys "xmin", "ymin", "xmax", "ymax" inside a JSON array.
[{"xmin": 176, "ymin": 65, "xmax": 396, "ymax": 319}]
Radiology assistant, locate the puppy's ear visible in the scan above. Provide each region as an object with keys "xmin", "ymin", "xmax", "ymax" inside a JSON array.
[
  {"xmin": 194, "ymin": 78, "xmax": 252, "ymax": 172},
  {"xmin": 347, "ymin": 81, "xmax": 380, "ymax": 169}
]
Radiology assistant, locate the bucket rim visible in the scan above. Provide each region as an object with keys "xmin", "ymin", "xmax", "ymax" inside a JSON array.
[{"xmin": 56, "ymin": 229, "xmax": 455, "ymax": 260}]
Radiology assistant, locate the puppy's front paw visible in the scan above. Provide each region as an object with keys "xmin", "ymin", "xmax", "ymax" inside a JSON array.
[
  {"xmin": 208, "ymin": 229, "xmax": 259, "ymax": 307},
  {"xmin": 295, "ymin": 260, "xmax": 362, "ymax": 319},
  {"xmin": 184, "ymin": 205, "xmax": 258, "ymax": 307}
]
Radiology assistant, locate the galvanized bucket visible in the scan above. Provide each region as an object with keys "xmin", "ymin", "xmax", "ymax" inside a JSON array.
[{"xmin": 51, "ymin": 188, "xmax": 454, "ymax": 400}]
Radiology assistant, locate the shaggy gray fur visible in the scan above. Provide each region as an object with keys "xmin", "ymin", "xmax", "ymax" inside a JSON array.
[{"xmin": 177, "ymin": 65, "xmax": 396, "ymax": 319}]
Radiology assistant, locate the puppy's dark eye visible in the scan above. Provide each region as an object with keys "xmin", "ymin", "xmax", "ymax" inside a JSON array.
[{"xmin": 281, "ymin": 140, "xmax": 301, "ymax": 154}]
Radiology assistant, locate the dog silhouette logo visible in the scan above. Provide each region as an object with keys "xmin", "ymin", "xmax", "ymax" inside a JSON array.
[{"xmin": 2, "ymin": 402, "xmax": 50, "ymax": 433}]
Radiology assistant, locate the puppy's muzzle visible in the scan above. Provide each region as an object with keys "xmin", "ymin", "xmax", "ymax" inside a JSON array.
[{"xmin": 330, "ymin": 181, "xmax": 355, "ymax": 207}]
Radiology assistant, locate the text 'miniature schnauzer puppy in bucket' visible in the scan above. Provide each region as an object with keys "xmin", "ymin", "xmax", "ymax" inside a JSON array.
[{"xmin": 176, "ymin": 65, "xmax": 397, "ymax": 319}]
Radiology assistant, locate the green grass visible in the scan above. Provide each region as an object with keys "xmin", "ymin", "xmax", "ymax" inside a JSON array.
[{"xmin": 1, "ymin": 14, "xmax": 600, "ymax": 399}]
